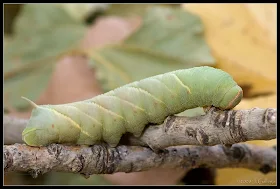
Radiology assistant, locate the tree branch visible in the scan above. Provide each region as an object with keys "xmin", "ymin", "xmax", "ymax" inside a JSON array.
[
  {"xmin": 4, "ymin": 115, "xmax": 27, "ymax": 144},
  {"xmin": 4, "ymin": 108, "xmax": 276, "ymax": 149},
  {"xmin": 4, "ymin": 143, "xmax": 276, "ymax": 178},
  {"xmin": 126, "ymin": 107, "xmax": 276, "ymax": 150},
  {"xmin": 3, "ymin": 108, "xmax": 276, "ymax": 178}
]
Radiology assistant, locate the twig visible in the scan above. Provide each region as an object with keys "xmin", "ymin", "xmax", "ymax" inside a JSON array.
[
  {"xmin": 4, "ymin": 115, "xmax": 27, "ymax": 144},
  {"xmin": 4, "ymin": 108, "xmax": 276, "ymax": 150},
  {"xmin": 4, "ymin": 143, "xmax": 276, "ymax": 178},
  {"xmin": 126, "ymin": 107, "xmax": 276, "ymax": 150},
  {"xmin": 3, "ymin": 108, "xmax": 276, "ymax": 178}
]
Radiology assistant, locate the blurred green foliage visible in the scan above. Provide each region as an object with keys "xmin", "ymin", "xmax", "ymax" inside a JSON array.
[
  {"xmin": 4, "ymin": 4, "xmax": 86, "ymax": 111},
  {"xmin": 4, "ymin": 4, "xmax": 215, "ymax": 185},
  {"xmin": 90, "ymin": 6, "xmax": 215, "ymax": 92}
]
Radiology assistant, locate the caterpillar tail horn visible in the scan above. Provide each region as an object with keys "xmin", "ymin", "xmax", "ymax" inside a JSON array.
[{"xmin": 21, "ymin": 96, "xmax": 39, "ymax": 108}]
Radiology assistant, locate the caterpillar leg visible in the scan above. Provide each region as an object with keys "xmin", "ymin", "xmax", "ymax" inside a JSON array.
[
  {"xmin": 103, "ymin": 132, "xmax": 123, "ymax": 148},
  {"xmin": 132, "ymin": 128, "xmax": 146, "ymax": 138},
  {"xmin": 202, "ymin": 106, "xmax": 212, "ymax": 113},
  {"xmin": 105, "ymin": 137, "xmax": 121, "ymax": 148},
  {"xmin": 133, "ymin": 133, "xmax": 142, "ymax": 138}
]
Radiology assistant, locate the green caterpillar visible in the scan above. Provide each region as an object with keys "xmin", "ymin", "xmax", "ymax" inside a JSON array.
[{"xmin": 22, "ymin": 66, "xmax": 243, "ymax": 147}]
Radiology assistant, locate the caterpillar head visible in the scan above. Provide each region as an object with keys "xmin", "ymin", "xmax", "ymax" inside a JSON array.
[
  {"xmin": 218, "ymin": 85, "xmax": 243, "ymax": 110},
  {"xmin": 21, "ymin": 97, "xmax": 59, "ymax": 146},
  {"xmin": 22, "ymin": 107, "xmax": 60, "ymax": 146}
]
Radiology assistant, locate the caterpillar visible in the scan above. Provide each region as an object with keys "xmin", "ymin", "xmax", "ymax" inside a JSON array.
[{"xmin": 22, "ymin": 66, "xmax": 243, "ymax": 147}]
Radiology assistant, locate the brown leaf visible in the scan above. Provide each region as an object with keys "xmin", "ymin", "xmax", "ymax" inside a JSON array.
[
  {"xmin": 81, "ymin": 16, "xmax": 142, "ymax": 49},
  {"xmin": 36, "ymin": 55, "xmax": 102, "ymax": 105}
]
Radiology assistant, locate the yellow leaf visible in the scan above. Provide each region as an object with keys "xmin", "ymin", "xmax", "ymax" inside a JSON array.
[
  {"xmin": 216, "ymin": 139, "xmax": 276, "ymax": 185},
  {"xmin": 182, "ymin": 3, "xmax": 276, "ymax": 97},
  {"xmin": 235, "ymin": 94, "xmax": 277, "ymax": 110},
  {"xmin": 245, "ymin": 3, "xmax": 277, "ymax": 48},
  {"xmin": 216, "ymin": 169, "xmax": 276, "ymax": 186}
]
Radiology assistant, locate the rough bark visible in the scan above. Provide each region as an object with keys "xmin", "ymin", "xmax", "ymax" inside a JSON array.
[
  {"xmin": 4, "ymin": 143, "xmax": 276, "ymax": 178},
  {"xmin": 3, "ymin": 107, "xmax": 276, "ymax": 178},
  {"xmin": 123, "ymin": 107, "xmax": 276, "ymax": 150},
  {"xmin": 4, "ymin": 108, "xmax": 276, "ymax": 149}
]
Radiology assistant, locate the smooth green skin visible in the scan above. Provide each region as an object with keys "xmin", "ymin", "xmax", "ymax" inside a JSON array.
[{"xmin": 22, "ymin": 66, "xmax": 243, "ymax": 147}]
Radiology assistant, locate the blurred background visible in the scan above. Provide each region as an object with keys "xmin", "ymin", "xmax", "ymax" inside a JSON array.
[{"xmin": 4, "ymin": 3, "xmax": 276, "ymax": 185}]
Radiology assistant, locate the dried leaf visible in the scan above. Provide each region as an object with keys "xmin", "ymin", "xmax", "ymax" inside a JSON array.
[
  {"xmin": 182, "ymin": 3, "xmax": 276, "ymax": 97},
  {"xmin": 82, "ymin": 16, "xmax": 142, "ymax": 49},
  {"xmin": 245, "ymin": 3, "xmax": 277, "ymax": 48},
  {"xmin": 216, "ymin": 169, "xmax": 276, "ymax": 186},
  {"xmin": 235, "ymin": 94, "xmax": 276, "ymax": 110}
]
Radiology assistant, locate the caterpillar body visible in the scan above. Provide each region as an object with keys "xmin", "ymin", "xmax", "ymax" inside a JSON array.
[{"xmin": 22, "ymin": 66, "xmax": 243, "ymax": 147}]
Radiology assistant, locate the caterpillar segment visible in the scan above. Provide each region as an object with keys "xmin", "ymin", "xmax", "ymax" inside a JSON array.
[{"xmin": 22, "ymin": 66, "xmax": 243, "ymax": 147}]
